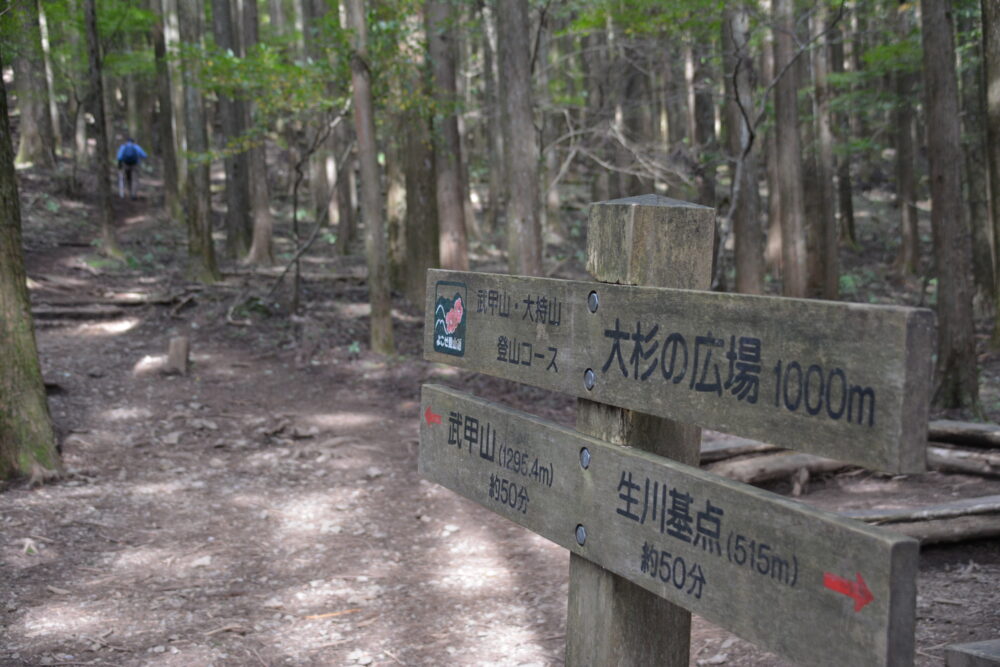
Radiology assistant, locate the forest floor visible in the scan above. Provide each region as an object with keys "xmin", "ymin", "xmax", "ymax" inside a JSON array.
[{"xmin": 2, "ymin": 161, "xmax": 1000, "ymax": 667}]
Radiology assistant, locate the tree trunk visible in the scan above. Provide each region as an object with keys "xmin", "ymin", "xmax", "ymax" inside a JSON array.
[
  {"xmin": 332, "ymin": 122, "xmax": 356, "ymax": 256},
  {"xmin": 0, "ymin": 54, "xmax": 60, "ymax": 481},
  {"xmin": 830, "ymin": 27, "xmax": 856, "ymax": 250},
  {"xmin": 241, "ymin": 0, "xmax": 276, "ymax": 266},
  {"xmin": 37, "ymin": 0, "xmax": 62, "ymax": 156},
  {"xmin": 761, "ymin": 10, "xmax": 783, "ymax": 277},
  {"xmin": 921, "ymin": 0, "xmax": 980, "ymax": 411},
  {"xmin": 959, "ymin": 10, "xmax": 994, "ymax": 304},
  {"xmin": 178, "ymin": 0, "xmax": 220, "ymax": 282},
  {"xmin": 892, "ymin": 4, "xmax": 920, "ymax": 275},
  {"xmin": 345, "ymin": 0, "xmax": 394, "ymax": 355},
  {"xmin": 163, "ymin": 0, "xmax": 187, "ymax": 187},
  {"xmin": 14, "ymin": 0, "xmax": 56, "ymax": 168},
  {"xmin": 478, "ymin": 0, "xmax": 502, "ymax": 235},
  {"xmin": 772, "ymin": 0, "xmax": 808, "ymax": 297},
  {"xmin": 152, "ymin": 15, "xmax": 182, "ymax": 222},
  {"xmin": 693, "ymin": 44, "xmax": 717, "ymax": 207},
  {"xmin": 426, "ymin": 0, "xmax": 470, "ymax": 271},
  {"xmin": 212, "ymin": 0, "xmax": 252, "ymax": 259},
  {"xmin": 986, "ymin": 0, "xmax": 1000, "ymax": 346},
  {"xmin": 497, "ymin": 0, "xmax": 542, "ymax": 276},
  {"xmin": 402, "ymin": 103, "xmax": 439, "ymax": 307},
  {"xmin": 84, "ymin": 0, "xmax": 121, "ymax": 256},
  {"xmin": 812, "ymin": 4, "xmax": 838, "ymax": 299},
  {"xmin": 722, "ymin": 7, "xmax": 764, "ymax": 294}
]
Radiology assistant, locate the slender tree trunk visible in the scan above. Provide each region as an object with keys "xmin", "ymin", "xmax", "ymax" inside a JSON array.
[
  {"xmin": 693, "ymin": 44, "xmax": 717, "ymax": 207},
  {"xmin": 479, "ymin": 0, "xmax": 502, "ymax": 235},
  {"xmin": 985, "ymin": 0, "xmax": 1000, "ymax": 346},
  {"xmin": 402, "ymin": 95, "xmax": 439, "ymax": 307},
  {"xmin": 723, "ymin": 7, "xmax": 764, "ymax": 294},
  {"xmin": 14, "ymin": 0, "xmax": 56, "ymax": 168},
  {"xmin": 178, "ymin": 0, "xmax": 220, "ymax": 282},
  {"xmin": 921, "ymin": 0, "xmax": 979, "ymax": 411},
  {"xmin": 664, "ymin": 44, "xmax": 687, "ymax": 146},
  {"xmin": 426, "ymin": 0, "xmax": 469, "ymax": 271},
  {"xmin": 212, "ymin": 0, "xmax": 252, "ymax": 259},
  {"xmin": 152, "ymin": 16, "xmax": 182, "ymax": 222},
  {"xmin": 893, "ymin": 4, "xmax": 920, "ymax": 275},
  {"xmin": 773, "ymin": 0, "xmax": 807, "ymax": 296},
  {"xmin": 813, "ymin": 4, "xmax": 838, "ymax": 299},
  {"xmin": 761, "ymin": 1, "xmax": 782, "ymax": 275},
  {"xmin": 162, "ymin": 0, "xmax": 187, "ymax": 187},
  {"xmin": 582, "ymin": 31, "xmax": 610, "ymax": 202},
  {"xmin": 332, "ymin": 122, "xmax": 356, "ymax": 256},
  {"xmin": 497, "ymin": 0, "xmax": 542, "ymax": 276},
  {"xmin": 242, "ymin": 0, "xmax": 276, "ymax": 265},
  {"xmin": 84, "ymin": 0, "xmax": 121, "ymax": 256},
  {"xmin": 830, "ymin": 27, "xmax": 855, "ymax": 251},
  {"xmin": 959, "ymin": 10, "xmax": 994, "ymax": 303},
  {"xmin": 345, "ymin": 0, "xmax": 394, "ymax": 355},
  {"xmin": 0, "ymin": 55, "xmax": 60, "ymax": 481},
  {"xmin": 37, "ymin": 0, "xmax": 62, "ymax": 156}
]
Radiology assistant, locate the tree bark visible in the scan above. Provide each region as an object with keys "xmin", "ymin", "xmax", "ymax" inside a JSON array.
[
  {"xmin": 0, "ymin": 53, "xmax": 60, "ymax": 481},
  {"xmin": 242, "ymin": 0, "xmax": 276, "ymax": 266},
  {"xmin": 478, "ymin": 0, "xmax": 503, "ymax": 235},
  {"xmin": 812, "ymin": 4, "xmax": 838, "ymax": 299},
  {"xmin": 37, "ymin": 0, "xmax": 62, "ymax": 156},
  {"xmin": 722, "ymin": 7, "xmax": 764, "ymax": 294},
  {"xmin": 761, "ymin": 6, "xmax": 783, "ymax": 276},
  {"xmin": 892, "ymin": 4, "xmax": 920, "ymax": 275},
  {"xmin": 211, "ymin": 0, "xmax": 252, "ymax": 259},
  {"xmin": 921, "ymin": 0, "xmax": 980, "ymax": 411},
  {"xmin": 830, "ymin": 27, "xmax": 856, "ymax": 250},
  {"xmin": 152, "ymin": 15, "xmax": 182, "ymax": 222},
  {"xmin": 345, "ymin": 0, "xmax": 394, "ymax": 355},
  {"xmin": 426, "ymin": 0, "xmax": 470, "ymax": 271},
  {"xmin": 84, "ymin": 0, "xmax": 121, "ymax": 256},
  {"xmin": 13, "ymin": 0, "xmax": 56, "ymax": 168},
  {"xmin": 497, "ymin": 0, "xmax": 542, "ymax": 276},
  {"xmin": 402, "ymin": 98, "xmax": 440, "ymax": 307},
  {"xmin": 178, "ymin": 0, "xmax": 220, "ymax": 282},
  {"xmin": 773, "ymin": 0, "xmax": 808, "ymax": 296},
  {"xmin": 985, "ymin": 0, "xmax": 1000, "ymax": 346},
  {"xmin": 959, "ymin": 9, "xmax": 994, "ymax": 303}
]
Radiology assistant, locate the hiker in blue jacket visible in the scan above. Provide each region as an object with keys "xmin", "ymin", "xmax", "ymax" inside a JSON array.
[{"xmin": 116, "ymin": 138, "xmax": 148, "ymax": 200}]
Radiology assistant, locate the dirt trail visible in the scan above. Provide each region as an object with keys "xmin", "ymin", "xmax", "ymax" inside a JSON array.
[{"xmin": 2, "ymin": 171, "xmax": 1000, "ymax": 666}]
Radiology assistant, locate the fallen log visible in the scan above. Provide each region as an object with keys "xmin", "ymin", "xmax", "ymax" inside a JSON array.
[
  {"xmin": 928, "ymin": 445, "xmax": 1000, "ymax": 478},
  {"xmin": 699, "ymin": 438, "xmax": 781, "ymax": 464},
  {"xmin": 928, "ymin": 419, "xmax": 1000, "ymax": 449},
  {"xmin": 843, "ymin": 495, "xmax": 1000, "ymax": 545},
  {"xmin": 31, "ymin": 304, "xmax": 126, "ymax": 320},
  {"xmin": 706, "ymin": 451, "xmax": 846, "ymax": 484}
]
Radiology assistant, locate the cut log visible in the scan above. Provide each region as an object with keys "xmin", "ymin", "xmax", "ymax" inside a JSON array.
[
  {"xmin": 700, "ymin": 438, "xmax": 782, "ymax": 463},
  {"xmin": 706, "ymin": 451, "xmax": 846, "ymax": 484},
  {"xmin": 870, "ymin": 515, "xmax": 1000, "ymax": 545},
  {"xmin": 843, "ymin": 495, "xmax": 1000, "ymax": 545},
  {"xmin": 31, "ymin": 305, "xmax": 126, "ymax": 320},
  {"xmin": 842, "ymin": 495, "xmax": 1000, "ymax": 523},
  {"xmin": 166, "ymin": 337, "xmax": 190, "ymax": 375},
  {"xmin": 929, "ymin": 419, "xmax": 1000, "ymax": 449},
  {"xmin": 928, "ymin": 445, "xmax": 1000, "ymax": 477}
]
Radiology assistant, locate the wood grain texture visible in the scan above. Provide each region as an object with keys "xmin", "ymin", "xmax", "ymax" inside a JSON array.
[
  {"xmin": 424, "ymin": 268, "xmax": 934, "ymax": 473},
  {"xmin": 419, "ymin": 384, "xmax": 919, "ymax": 667}
]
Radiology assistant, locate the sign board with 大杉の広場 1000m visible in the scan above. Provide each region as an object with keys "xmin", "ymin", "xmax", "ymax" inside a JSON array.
[
  {"xmin": 424, "ymin": 268, "xmax": 934, "ymax": 474},
  {"xmin": 419, "ymin": 384, "xmax": 918, "ymax": 667}
]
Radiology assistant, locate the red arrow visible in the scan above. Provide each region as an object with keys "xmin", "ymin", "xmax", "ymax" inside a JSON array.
[
  {"xmin": 424, "ymin": 406, "xmax": 442, "ymax": 425},
  {"xmin": 823, "ymin": 572, "xmax": 874, "ymax": 612}
]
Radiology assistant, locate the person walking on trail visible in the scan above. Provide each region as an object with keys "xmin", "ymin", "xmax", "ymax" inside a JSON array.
[{"xmin": 116, "ymin": 138, "xmax": 148, "ymax": 200}]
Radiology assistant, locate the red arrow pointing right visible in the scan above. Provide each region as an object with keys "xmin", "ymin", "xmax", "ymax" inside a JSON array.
[
  {"xmin": 424, "ymin": 406, "xmax": 443, "ymax": 425},
  {"xmin": 823, "ymin": 572, "xmax": 874, "ymax": 612}
]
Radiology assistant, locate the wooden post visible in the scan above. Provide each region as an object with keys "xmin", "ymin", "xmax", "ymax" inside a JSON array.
[{"xmin": 566, "ymin": 195, "xmax": 715, "ymax": 665}]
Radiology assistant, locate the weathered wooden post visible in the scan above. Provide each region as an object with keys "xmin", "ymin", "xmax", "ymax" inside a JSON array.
[{"xmin": 566, "ymin": 196, "xmax": 714, "ymax": 664}]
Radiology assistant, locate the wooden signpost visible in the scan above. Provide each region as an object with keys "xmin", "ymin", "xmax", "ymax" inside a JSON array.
[{"xmin": 420, "ymin": 196, "xmax": 933, "ymax": 666}]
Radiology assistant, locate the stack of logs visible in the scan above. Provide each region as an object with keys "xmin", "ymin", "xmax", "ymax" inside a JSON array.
[{"xmin": 703, "ymin": 420, "xmax": 1000, "ymax": 545}]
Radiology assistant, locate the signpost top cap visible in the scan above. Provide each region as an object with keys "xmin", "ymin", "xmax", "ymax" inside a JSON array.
[{"xmin": 593, "ymin": 194, "xmax": 714, "ymax": 210}]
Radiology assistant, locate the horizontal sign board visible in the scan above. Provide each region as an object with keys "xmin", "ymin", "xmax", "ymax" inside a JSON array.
[
  {"xmin": 424, "ymin": 270, "xmax": 934, "ymax": 473},
  {"xmin": 420, "ymin": 384, "xmax": 918, "ymax": 667}
]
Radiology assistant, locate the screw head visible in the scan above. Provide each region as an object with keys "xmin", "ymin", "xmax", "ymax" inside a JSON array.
[
  {"xmin": 580, "ymin": 448, "xmax": 591, "ymax": 470},
  {"xmin": 584, "ymin": 369, "xmax": 596, "ymax": 391},
  {"xmin": 587, "ymin": 291, "xmax": 599, "ymax": 313},
  {"xmin": 575, "ymin": 524, "xmax": 587, "ymax": 546}
]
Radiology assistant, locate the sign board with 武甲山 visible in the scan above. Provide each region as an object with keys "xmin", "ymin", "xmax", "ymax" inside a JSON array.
[
  {"xmin": 419, "ymin": 384, "xmax": 919, "ymax": 667},
  {"xmin": 423, "ymin": 269, "xmax": 934, "ymax": 474}
]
